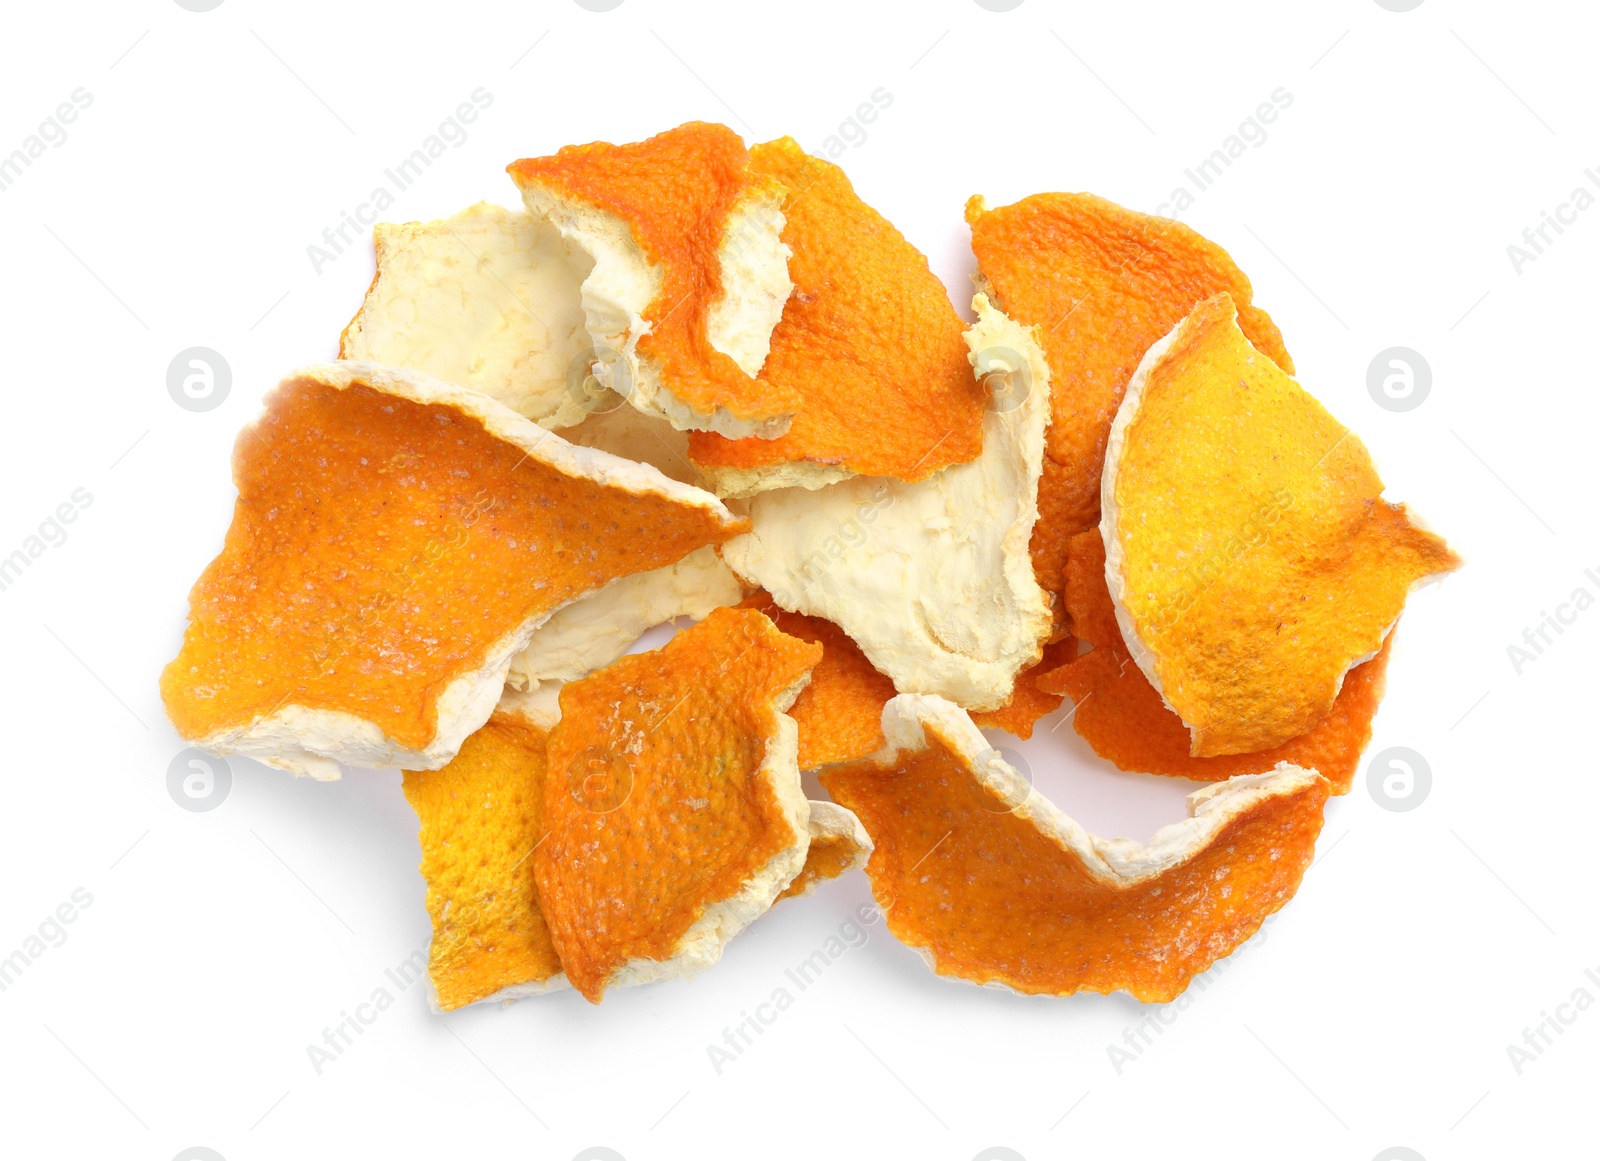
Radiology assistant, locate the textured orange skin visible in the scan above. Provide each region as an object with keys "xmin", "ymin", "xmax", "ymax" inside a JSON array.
[
  {"xmin": 689, "ymin": 139, "xmax": 983, "ymax": 480},
  {"xmin": 1045, "ymin": 531, "xmax": 1391, "ymax": 793},
  {"xmin": 739, "ymin": 591, "xmax": 896, "ymax": 768},
  {"xmin": 535, "ymin": 607, "xmax": 821, "ymax": 1002},
  {"xmin": 402, "ymin": 715, "xmax": 561, "ymax": 1010},
  {"xmin": 966, "ymin": 193, "xmax": 1292, "ymax": 612},
  {"xmin": 971, "ymin": 636, "xmax": 1079, "ymax": 739},
  {"xmin": 508, "ymin": 122, "xmax": 800, "ymax": 428},
  {"xmin": 160, "ymin": 377, "xmax": 743, "ymax": 751},
  {"xmin": 821, "ymin": 724, "xmax": 1330, "ymax": 1001},
  {"xmin": 1109, "ymin": 294, "xmax": 1459, "ymax": 755},
  {"xmin": 776, "ymin": 834, "xmax": 861, "ymax": 902}
]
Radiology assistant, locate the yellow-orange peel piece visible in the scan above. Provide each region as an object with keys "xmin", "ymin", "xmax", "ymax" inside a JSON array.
[
  {"xmin": 1102, "ymin": 294, "xmax": 1459, "ymax": 756},
  {"xmin": 508, "ymin": 122, "xmax": 799, "ymax": 438},
  {"xmin": 1042, "ymin": 531, "xmax": 1390, "ymax": 793},
  {"xmin": 738, "ymin": 591, "xmax": 896, "ymax": 768},
  {"xmin": 820, "ymin": 695, "xmax": 1330, "ymax": 1001},
  {"xmin": 535, "ymin": 607, "xmax": 821, "ymax": 1002},
  {"xmin": 966, "ymin": 192, "xmax": 1292, "ymax": 608},
  {"xmin": 159, "ymin": 362, "xmax": 745, "ymax": 778},
  {"xmin": 688, "ymin": 138, "xmax": 984, "ymax": 495},
  {"xmin": 401, "ymin": 714, "xmax": 564, "ymax": 1010}
]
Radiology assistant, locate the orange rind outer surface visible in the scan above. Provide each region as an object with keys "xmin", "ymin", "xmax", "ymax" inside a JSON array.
[
  {"xmin": 688, "ymin": 138, "xmax": 984, "ymax": 495},
  {"xmin": 1101, "ymin": 294, "xmax": 1459, "ymax": 755},
  {"xmin": 737, "ymin": 590, "xmax": 897, "ymax": 768},
  {"xmin": 534, "ymin": 606, "xmax": 822, "ymax": 1002},
  {"xmin": 820, "ymin": 694, "xmax": 1330, "ymax": 1002},
  {"xmin": 159, "ymin": 361, "xmax": 746, "ymax": 779},
  {"xmin": 966, "ymin": 192, "xmax": 1291, "ymax": 614},
  {"xmin": 1042, "ymin": 530, "xmax": 1391, "ymax": 793},
  {"xmin": 402, "ymin": 714, "xmax": 566, "ymax": 1011}
]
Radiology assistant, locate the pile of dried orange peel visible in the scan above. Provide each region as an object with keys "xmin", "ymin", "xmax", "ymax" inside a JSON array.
[{"xmin": 160, "ymin": 122, "xmax": 1458, "ymax": 1009}]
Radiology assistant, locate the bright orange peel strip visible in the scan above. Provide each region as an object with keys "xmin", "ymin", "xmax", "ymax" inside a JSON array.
[
  {"xmin": 535, "ymin": 606, "xmax": 821, "ymax": 1002},
  {"xmin": 688, "ymin": 138, "xmax": 984, "ymax": 494},
  {"xmin": 967, "ymin": 192, "xmax": 1291, "ymax": 609},
  {"xmin": 402, "ymin": 714, "xmax": 564, "ymax": 1011},
  {"xmin": 1103, "ymin": 294, "xmax": 1459, "ymax": 756},
  {"xmin": 821, "ymin": 695, "xmax": 1330, "ymax": 1001},
  {"xmin": 159, "ymin": 362, "xmax": 744, "ymax": 778}
]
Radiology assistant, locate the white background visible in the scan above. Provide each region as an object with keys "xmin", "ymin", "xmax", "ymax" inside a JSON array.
[{"xmin": 1, "ymin": 1, "xmax": 1595, "ymax": 1159}]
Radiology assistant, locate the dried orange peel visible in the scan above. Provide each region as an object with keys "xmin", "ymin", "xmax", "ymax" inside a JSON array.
[
  {"xmin": 159, "ymin": 362, "xmax": 745, "ymax": 778},
  {"xmin": 534, "ymin": 607, "xmax": 821, "ymax": 1002},
  {"xmin": 509, "ymin": 122, "xmax": 798, "ymax": 439},
  {"xmin": 737, "ymin": 591, "xmax": 895, "ymax": 768},
  {"xmin": 401, "ymin": 713, "xmax": 566, "ymax": 1011},
  {"xmin": 1102, "ymin": 294, "xmax": 1460, "ymax": 756},
  {"xmin": 967, "ymin": 192, "xmax": 1291, "ymax": 611},
  {"xmin": 1040, "ymin": 530, "xmax": 1391, "ymax": 793},
  {"xmin": 777, "ymin": 800, "xmax": 873, "ymax": 903},
  {"xmin": 688, "ymin": 138, "xmax": 984, "ymax": 496},
  {"xmin": 820, "ymin": 695, "xmax": 1330, "ymax": 1001},
  {"xmin": 339, "ymin": 202, "xmax": 592, "ymax": 428},
  {"xmin": 721, "ymin": 295, "xmax": 1053, "ymax": 711}
]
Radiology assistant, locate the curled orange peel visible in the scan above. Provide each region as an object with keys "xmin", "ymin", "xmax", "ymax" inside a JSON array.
[
  {"xmin": 1102, "ymin": 294, "xmax": 1459, "ymax": 756},
  {"xmin": 159, "ymin": 362, "xmax": 745, "ymax": 778},
  {"xmin": 820, "ymin": 695, "xmax": 1330, "ymax": 1002},
  {"xmin": 688, "ymin": 138, "xmax": 984, "ymax": 495}
]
